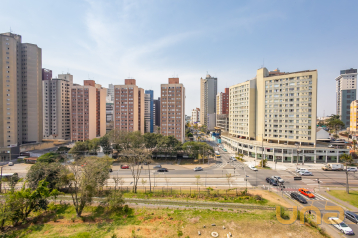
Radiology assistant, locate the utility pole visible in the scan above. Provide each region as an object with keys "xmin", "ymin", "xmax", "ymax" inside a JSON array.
[{"xmin": 0, "ymin": 166, "xmax": 2, "ymax": 193}]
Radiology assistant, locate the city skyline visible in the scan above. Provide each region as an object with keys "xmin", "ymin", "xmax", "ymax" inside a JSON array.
[{"xmin": 1, "ymin": 0, "xmax": 357, "ymax": 116}]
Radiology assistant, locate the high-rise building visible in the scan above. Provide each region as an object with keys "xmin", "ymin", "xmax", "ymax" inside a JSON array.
[
  {"xmin": 144, "ymin": 90, "xmax": 154, "ymax": 133},
  {"xmin": 336, "ymin": 68, "xmax": 357, "ymax": 127},
  {"xmin": 71, "ymin": 80, "xmax": 106, "ymax": 141},
  {"xmin": 42, "ymin": 68, "xmax": 52, "ymax": 81},
  {"xmin": 43, "ymin": 73, "xmax": 73, "ymax": 140},
  {"xmin": 191, "ymin": 108, "xmax": 200, "ymax": 124},
  {"xmin": 113, "ymin": 79, "xmax": 145, "ymax": 133},
  {"xmin": 216, "ymin": 88, "xmax": 229, "ymax": 115},
  {"xmin": 0, "ymin": 32, "xmax": 43, "ymax": 148},
  {"xmin": 107, "ymin": 83, "xmax": 114, "ymax": 102},
  {"xmin": 350, "ymin": 100, "xmax": 358, "ymax": 134},
  {"xmin": 153, "ymin": 98, "xmax": 161, "ymax": 126},
  {"xmin": 200, "ymin": 74, "xmax": 217, "ymax": 127},
  {"xmin": 160, "ymin": 78, "xmax": 185, "ymax": 142}
]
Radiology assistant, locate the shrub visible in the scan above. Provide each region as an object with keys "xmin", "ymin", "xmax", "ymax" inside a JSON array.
[
  {"xmin": 177, "ymin": 230, "xmax": 183, "ymax": 237},
  {"xmin": 254, "ymin": 195, "xmax": 262, "ymax": 201}
]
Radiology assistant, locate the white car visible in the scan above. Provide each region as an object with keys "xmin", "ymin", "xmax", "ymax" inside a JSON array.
[
  {"xmin": 230, "ymin": 156, "xmax": 237, "ymax": 161},
  {"xmin": 8, "ymin": 162, "xmax": 14, "ymax": 166},
  {"xmin": 194, "ymin": 167, "xmax": 203, "ymax": 171},
  {"xmin": 272, "ymin": 176, "xmax": 284, "ymax": 183},
  {"xmin": 328, "ymin": 217, "xmax": 354, "ymax": 235},
  {"xmin": 299, "ymin": 171, "xmax": 313, "ymax": 176},
  {"xmin": 347, "ymin": 167, "xmax": 358, "ymax": 172},
  {"xmin": 296, "ymin": 168, "xmax": 307, "ymax": 173},
  {"xmin": 249, "ymin": 165, "xmax": 258, "ymax": 171}
]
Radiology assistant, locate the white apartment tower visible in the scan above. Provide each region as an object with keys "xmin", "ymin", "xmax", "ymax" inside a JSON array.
[
  {"xmin": 43, "ymin": 73, "xmax": 73, "ymax": 140},
  {"xmin": 200, "ymin": 74, "xmax": 217, "ymax": 127},
  {"xmin": 0, "ymin": 32, "xmax": 42, "ymax": 148},
  {"xmin": 191, "ymin": 108, "xmax": 200, "ymax": 124},
  {"xmin": 108, "ymin": 83, "xmax": 114, "ymax": 102},
  {"xmin": 336, "ymin": 68, "xmax": 357, "ymax": 127}
]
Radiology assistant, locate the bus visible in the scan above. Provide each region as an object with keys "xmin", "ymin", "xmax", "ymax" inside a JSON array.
[{"xmin": 1, "ymin": 173, "xmax": 18, "ymax": 178}]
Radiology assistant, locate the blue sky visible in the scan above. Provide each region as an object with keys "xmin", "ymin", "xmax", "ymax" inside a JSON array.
[{"xmin": 1, "ymin": 0, "xmax": 357, "ymax": 116}]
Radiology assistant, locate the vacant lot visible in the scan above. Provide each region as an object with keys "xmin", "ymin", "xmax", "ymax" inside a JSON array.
[{"xmin": 2, "ymin": 204, "xmax": 326, "ymax": 238}]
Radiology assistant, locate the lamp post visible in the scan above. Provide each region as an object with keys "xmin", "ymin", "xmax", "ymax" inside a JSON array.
[{"xmin": 296, "ymin": 144, "xmax": 301, "ymax": 171}]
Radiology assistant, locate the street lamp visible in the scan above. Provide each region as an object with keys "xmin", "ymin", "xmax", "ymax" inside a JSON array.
[{"xmin": 296, "ymin": 144, "xmax": 301, "ymax": 170}]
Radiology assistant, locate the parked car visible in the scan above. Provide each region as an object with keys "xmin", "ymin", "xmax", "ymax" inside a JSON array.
[
  {"xmin": 347, "ymin": 167, "xmax": 358, "ymax": 172},
  {"xmin": 328, "ymin": 144, "xmax": 334, "ymax": 148},
  {"xmin": 8, "ymin": 162, "xmax": 14, "ymax": 166},
  {"xmin": 230, "ymin": 156, "xmax": 237, "ymax": 161},
  {"xmin": 157, "ymin": 168, "xmax": 168, "ymax": 172},
  {"xmin": 296, "ymin": 168, "xmax": 307, "ymax": 173},
  {"xmin": 249, "ymin": 165, "xmax": 258, "ymax": 171},
  {"xmin": 153, "ymin": 165, "xmax": 162, "ymax": 169},
  {"xmin": 328, "ymin": 217, "xmax": 354, "ymax": 235},
  {"xmin": 290, "ymin": 192, "xmax": 307, "ymax": 204},
  {"xmin": 266, "ymin": 177, "xmax": 271, "ymax": 183},
  {"xmin": 345, "ymin": 211, "xmax": 358, "ymax": 224},
  {"xmin": 299, "ymin": 171, "xmax": 313, "ymax": 176},
  {"xmin": 194, "ymin": 167, "xmax": 203, "ymax": 171},
  {"xmin": 222, "ymin": 148, "xmax": 227, "ymax": 152},
  {"xmin": 121, "ymin": 165, "xmax": 129, "ymax": 169},
  {"xmin": 272, "ymin": 176, "xmax": 284, "ymax": 183},
  {"xmin": 109, "ymin": 168, "xmax": 113, "ymax": 172},
  {"xmin": 269, "ymin": 178, "xmax": 278, "ymax": 186},
  {"xmin": 298, "ymin": 188, "xmax": 315, "ymax": 198}
]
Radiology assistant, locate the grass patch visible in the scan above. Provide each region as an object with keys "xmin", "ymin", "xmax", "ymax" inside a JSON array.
[{"xmin": 327, "ymin": 190, "xmax": 358, "ymax": 208}]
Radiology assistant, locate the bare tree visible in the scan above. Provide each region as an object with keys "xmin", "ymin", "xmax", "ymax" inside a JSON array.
[
  {"xmin": 226, "ymin": 173, "xmax": 233, "ymax": 188},
  {"xmin": 113, "ymin": 176, "xmax": 120, "ymax": 191},
  {"xmin": 119, "ymin": 178, "xmax": 125, "ymax": 190},
  {"xmin": 164, "ymin": 176, "xmax": 171, "ymax": 191},
  {"xmin": 121, "ymin": 148, "xmax": 151, "ymax": 193},
  {"xmin": 195, "ymin": 175, "xmax": 201, "ymax": 191},
  {"xmin": 141, "ymin": 178, "xmax": 147, "ymax": 190}
]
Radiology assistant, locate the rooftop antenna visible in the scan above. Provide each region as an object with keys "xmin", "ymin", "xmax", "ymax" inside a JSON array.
[
  {"xmin": 10, "ymin": 27, "xmax": 12, "ymax": 33},
  {"xmin": 323, "ymin": 110, "xmax": 325, "ymax": 118}
]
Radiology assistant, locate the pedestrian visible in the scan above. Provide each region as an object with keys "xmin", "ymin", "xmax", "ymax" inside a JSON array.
[{"xmin": 308, "ymin": 210, "xmax": 311, "ymax": 215}]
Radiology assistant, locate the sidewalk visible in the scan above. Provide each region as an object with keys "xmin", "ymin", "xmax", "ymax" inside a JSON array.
[{"xmin": 318, "ymin": 190, "xmax": 358, "ymax": 211}]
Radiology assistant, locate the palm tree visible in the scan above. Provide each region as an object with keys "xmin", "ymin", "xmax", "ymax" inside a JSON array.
[{"xmin": 340, "ymin": 153, "xmax": 353, "ymax": 194}]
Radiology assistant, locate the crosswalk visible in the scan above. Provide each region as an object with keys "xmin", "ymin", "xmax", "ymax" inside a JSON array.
[
  {"xmin": 212, "ymin": 161, "xmax": 245, "ymax": 169},
  {"xmin": 283, "ymin": 191, "xmax": 328, "ymax": 201}
]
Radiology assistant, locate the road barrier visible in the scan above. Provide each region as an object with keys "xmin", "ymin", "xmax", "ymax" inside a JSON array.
[{"xmin": 293, "ymin": 177, "xmax": 302, "ymax": 180}]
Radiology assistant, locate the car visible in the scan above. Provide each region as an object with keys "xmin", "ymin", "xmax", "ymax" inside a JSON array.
[
  {"xmin": 222, "ymin": 148, "xmax": 227, "ymax": 152},
  {"xmin": 298, "ymin": 188, "xmax": 315, "ymax": 198},
  {"xmin": 230, "ymin": 157, "xmax": 237, "ymax": 161},
  {"xmin": 299, "ymin": 171, "xmax": 313, "ymax": 176},
  {"xmin": 296, "ymin": 168, "xmax": 307, "ymax": 173},
  {"xmin": 328, "ymin": 217, "xmax": 354, "ymax": 235},
  {"xmin": 290, "ymin": 192, "xmax": 308, "ymax": 204},
  {"xmin": 328, "ymin": 144, "xmax": 334, "ymax": 148},
  {"xmin": 266, "ymin": 177, "xmax": 271, "ymax": 183},
  {"xmin": 121, "ymin": 165, "xmax": 129, "ymax": 169},
  {"xmin": 194, "ymin": 167, "xmax": 203, "ymax": 171},
  {"xmin": 249, "ymin": 165, "xmax": 258, "ymax": 171},
  {"xmin": 157, "ymin": 168, "xmax": 168, "ymax": 172},
  {"xmin": 153, "ymin": 165, "xmax": 162, "ymax": 169},
  {"xmin": 272, "ymin": 176, "xmax": 284, "ymax": 183},
  {"xmin": 269, "ymin": 178, "xmax": 278, "ymax": 186},
  {"xmin": 347, "ymin": 167, "xmax": 358, "ymax": 172},
  {"xmin": 8, "ymin": 162, "xmax": 14, "ymax": 166},
  {"xmin": 109, "ymin": 168, "xmax": 113, "ymax": 172},
  {"xmin": 215, "ymin": 151, "xmax": 220, "ymax": 155},
  {"xmin": 345, "ymin": 211, "xmax": 358, "ymax": 224}
]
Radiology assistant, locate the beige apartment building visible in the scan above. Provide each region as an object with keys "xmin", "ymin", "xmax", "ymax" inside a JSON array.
[
  {"xmin": 71, "ymin": 80, "xmax": 106, "ymax": 141},
  {"xmin": 191, "ymin": 108, "xmax": 200, "ymax": 125},
  {"xmin": 350, "ymin": 100, "xmax": 358, "ymax": 134},
  {"xmin": 113, "ymin": 79, "xmax": 145, "ymax": 134},
  {"xmin": 0, "ymin": 32, "xmax": 42, "ymax": 148},
  {"xmin": 160, "ymin": 78, "xmax": 185, "ymax": 142},
  {"xmin": 43, "ymin": 73, "xmax": 73, "ymax": 140}
]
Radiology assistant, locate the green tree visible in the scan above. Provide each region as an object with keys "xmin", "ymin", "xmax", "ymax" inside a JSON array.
[
  {"xmin": 67, "ymin": 156, "xmax": 111, "ymax": 217},
  {"xmin": 7, "ymin": 180, "xmax": 58, "ymax": 226},
  {"xmin": 103, "ymin": 190, "xmax": 125, "ymax": 212},
  {"xmin": 26, "ymin": 162, "xmax": 69, "ymax": 190},
  {"xmin": 69, "ymin": 141, "xmax": 88, "ymax": 159},
  {"xmin": 340, "ymin": 153, "xmax": 354, "ymax": 194},
  {"xmin": 182, "ymin": 141, "xmax": 214, "ymax": 163},
  {"xmin": 260, "ymin": 159, "xmax": 268, "ymax": 168},
  {"xmin": 8, "ymin": 173, "xmax": 22, "ymax": 192},
  {"xmin": 352, "ymin": 140, "xmax": 357, "ymax": 151},
  {"xmin": 143, "ymin": 133, "xmax": 162, "ymax": 149},
  {"xmin": 37, "ymin": 152, "xmax": 62, "ymax": 163},
  {"xmin": 327, "ymin": 119, "xmax": 345, "ymax": 136},
  {"xmin": 100, "ymin": 134, "xmax": 112, "ymax": 155}
]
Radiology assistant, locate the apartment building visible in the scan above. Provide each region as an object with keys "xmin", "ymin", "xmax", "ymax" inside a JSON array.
[
  {"xmin": 107, "ymin": 83, "xmax": 114, "ymax": 102},
  {"xmin": 0, "ymin": 32, "xmax": 42, "ymax": 148},
  {"xmin": 42, "ymin": 68, "xmax": 52, "ymax": 80},
  {"xmin": 200, "ymin": 74, "xmax": 217, "ymax": 127},
  {"xmin": 350, "ymin": 100, "xmax": 358, "ymax": 134},
  {"xmin": 42, "ymin": 73, "xmax": 73, "ymax": 140},
  {"xmin": 216, "ymin": 88, "xmax": 229, "ymax": 115},
  {"xmin": 229, "ymin": 78, "xmax": 256, "ymax": 139},
  {"xmin": 160, "ymin": 78, "xmax": 185, "ymax": 142},
  {"xmin": 336, "ymin": 68, "xmax": 357, "ymax": 127},
  {"xmin": 113, "ymin": 79, "xmax": 145, "ymax": 133},
  {"xmin": 191, "ymin": 108, "xmax": 200, "ymax": 124},
  {"xmin": 153, "ymin": 97, "xmax": 160, "ymax": 133},
  {"xmin": 71, "ymin": 80, "xmax": 106, "ymax": 141},
  {"xmin": 144, "ymin": 90, "xmax": 154, "ymax": 133}
]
